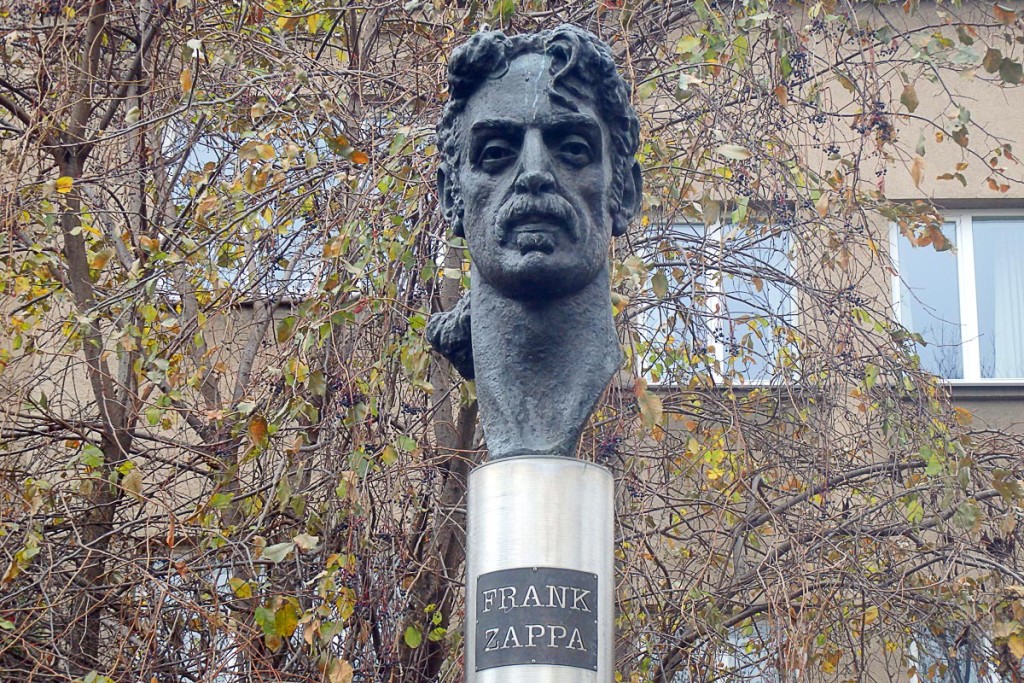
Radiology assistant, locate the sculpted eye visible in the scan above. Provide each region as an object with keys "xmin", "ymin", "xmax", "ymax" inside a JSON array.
[
  {"xmin": 558, "ymin": 136, "xmax": 593, "ymax": 166},
  {"xmin": 478, "ymin": 140, "xmax": 517, "ymax": 171}
]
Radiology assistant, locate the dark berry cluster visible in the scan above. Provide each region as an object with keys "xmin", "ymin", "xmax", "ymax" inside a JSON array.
[
  {"xmin": 399, "ymin": 402, "xmax": 424, "ymax": 415},
  {"xmin": 786, "ymin": 50, "xmax": 810, "ymax": 83},
  {"xmin": 597, "ymin": 435, "xmax": 624, "ymax": 461}
]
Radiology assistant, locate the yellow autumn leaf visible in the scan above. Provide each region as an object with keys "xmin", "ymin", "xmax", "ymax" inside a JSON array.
[
  {"xmin": 1009, "ymin": 634, "xmax": 1024, "ymax": 660},
  {"xmin": 55, "ymin": 176, "xmax": 73, "ymax": 194},
  {"xmin": 89, "ymin": 248, "xmax": 113, "ymax": 271},
  {"xmin": 180, "ymin": 68, "xmax": 193, "ymax": 93}
]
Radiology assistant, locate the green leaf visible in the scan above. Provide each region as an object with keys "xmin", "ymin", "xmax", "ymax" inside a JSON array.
[
  {"xmin": 491, "ymin": 0, "xmax": 514, "ymax": 20},
  {"xmin": 262, "ymin": 541, "xmax": 294, "ymax": 563},
  {"xmin": 209, "ymin": 492, "xmax": 234, "ymax": 508},
  {"xmin": 277, "ymin": 316, "xmax": 297, "ymax": 343},
  {"xmin": 905, "ymin": 498, "xmax": 924, "ymax": 524},
  {"xmin": 651, "ymin": 270, "xmax": 669, "ymax": 299},
  {"xmin": 999, "ymin": 58, "xmax": 1023, "ymax": 85},
  {"xmin": 404, "ymin": 625, "xmax": 423, "ymax": 648},
  {"xmin": 674, "ymin": 35, "xmax": 700, "ymax": 55},
  {"xmin": 308, "ymin": 369, "xmax": 327, "ymax": 397},
  {"xmin": 864, "ymin": 363, "xmax": 879, "ymax": 389},
  {"xmin": 80, "ymin": 444, "xmax": 104, "ymax": 468},
  {"xmin": 145, "ymin": 406, "xmax": 162, "ymax": 426},
  {"xmin": 255, "ymin": 606, "xmax": 276, "ymax": 635},
  {"xmin": 952, "ymin": 501, "xmax": 980, "ymax": 529}
]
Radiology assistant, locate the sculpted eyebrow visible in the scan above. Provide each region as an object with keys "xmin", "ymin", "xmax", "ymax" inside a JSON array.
[
  {"xmin": 470, "ymin": 119, "xmax": 522, "ymax": 134},
  {"xmin": 541, "ymin": 113, "xmax": 601, "ymax": 133}
]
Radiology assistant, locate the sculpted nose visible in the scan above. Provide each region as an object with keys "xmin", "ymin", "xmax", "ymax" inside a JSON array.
[{"xmin": 514, "ymin": 131, "xmax": 555, "ymax": 195}]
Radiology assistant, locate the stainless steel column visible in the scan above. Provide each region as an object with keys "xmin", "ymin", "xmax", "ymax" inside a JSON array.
[{"xmin": 466, "ymin": 456, "xmax": 614, "ymax": 683}]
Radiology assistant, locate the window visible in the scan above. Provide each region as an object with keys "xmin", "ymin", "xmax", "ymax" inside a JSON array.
[
  {"xmin": 161, "ymin": 121, "xmax": 340, "ymax": 299},
  {"xmin": 641, "ymin": 222, "xmax": 797, "ymax": 385},
  {"xmin": 909, "ymin": 631, "xmax": 1011, "ymax": 683},
  {"xmin": 671, "ymin": 620, "xmax": 781, "ymax": 682},
  {"xmin": 892, "ymin": 212, "xmax": 1024, "ymax": 381}
]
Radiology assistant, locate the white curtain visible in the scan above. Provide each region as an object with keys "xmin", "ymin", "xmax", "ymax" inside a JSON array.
[{"xmin": 993, "ymin": 228, "xmax": 1024, "ymax": 378}]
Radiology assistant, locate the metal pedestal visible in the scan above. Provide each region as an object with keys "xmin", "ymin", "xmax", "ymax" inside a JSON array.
[{"xmin": 465, "ymin": 456, "xmax": 614, "ymax": 683}]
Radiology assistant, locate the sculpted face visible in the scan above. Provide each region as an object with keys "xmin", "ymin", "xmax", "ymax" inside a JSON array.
[{"xmin": 454, "ymin": 53, "xmax": 615, "ymax": 300}]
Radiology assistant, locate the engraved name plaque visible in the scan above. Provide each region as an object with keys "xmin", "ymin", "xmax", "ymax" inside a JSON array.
[{"xmin": 475, "ymin": 567, "xmax": 599, "ymax": 671}]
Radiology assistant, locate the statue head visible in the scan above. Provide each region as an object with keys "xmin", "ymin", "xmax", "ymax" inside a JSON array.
[{"xmin": 436, "ymin": 25, "xmax": 642, "ymax": 300}]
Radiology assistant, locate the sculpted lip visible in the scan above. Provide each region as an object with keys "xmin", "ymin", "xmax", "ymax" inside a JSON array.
[
  {"xmin": 498, "ymin": 197, "xmax": 579, "ymax": 246},
  {"xmin": 509, "ymin": 211, "xmax": 563, "ymax": 232}
]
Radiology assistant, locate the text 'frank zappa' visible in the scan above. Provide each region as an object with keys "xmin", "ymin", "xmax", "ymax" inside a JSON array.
[{"xmin": 475, "ymin": 567, "xmax": 598, "ymax": 671}]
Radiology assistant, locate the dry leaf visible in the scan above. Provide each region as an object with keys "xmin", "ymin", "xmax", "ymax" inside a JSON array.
[
  {"xmin": 248, "ymin": 415, "xmax": 269, "ymax": 447},
  {"xmin": 815, "ymin": 192, "xmax": 829, "ymax": 217},
  {"xmin": 774, "ymin": 84, "xmax": 788, "ymax": 108},
  {"xmin": 328, "ymin": 659, "xmax": 354, "ymax": 683},
  {"xmin": 122, "ymin": 468, "xmax": 144, "ymax": 501},
  {"xmin": 715, "ymin": 144, "xmax": 752, "ymax": 160},
  {"xmin": 910, "ymin": 156, "xmax": 925, "ymax": 188}
]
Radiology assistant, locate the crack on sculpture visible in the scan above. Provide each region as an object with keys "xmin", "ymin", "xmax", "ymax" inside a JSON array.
[{"xmin": 429, "ymin": 24, "xmax": 642, "ymax": 459}]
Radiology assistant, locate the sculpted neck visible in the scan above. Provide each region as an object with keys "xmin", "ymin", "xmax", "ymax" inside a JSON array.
[{"xmin": 470, "ymin": 266, "xmax": 622, "ymax": 459}]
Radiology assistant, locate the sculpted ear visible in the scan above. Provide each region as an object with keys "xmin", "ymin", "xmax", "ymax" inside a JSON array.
[
  {"xmin": 613, "ymin": 160, "xmax": 643, "ymax": 237},
  {"xmin": 437, "ymin": 164, "xmax": 463, "ymax": 237}
]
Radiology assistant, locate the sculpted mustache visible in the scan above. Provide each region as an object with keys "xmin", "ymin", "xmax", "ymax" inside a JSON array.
[{"xmin": 497, "ymin": 194, "xmax": 579, "ymax": 242}]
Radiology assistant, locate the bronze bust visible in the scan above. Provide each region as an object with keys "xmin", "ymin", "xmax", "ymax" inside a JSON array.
[{"xmin": 428, "ymin": 25, "xmax": 642, "ymax": 459}]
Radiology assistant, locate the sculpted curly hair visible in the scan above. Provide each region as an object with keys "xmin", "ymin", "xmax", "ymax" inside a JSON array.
[{"xmin": 436, "ymin": 25, "xmax": 641, "ymax": 238}]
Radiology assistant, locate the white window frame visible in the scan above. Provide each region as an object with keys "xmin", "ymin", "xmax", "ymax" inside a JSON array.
[
  {"xmin": 644, "ymin": 221, "xmax": 798, "ymax": 387},
  {"xmin": 890, "ymin": 209, "xmax": 1024, "ymax": 384}
]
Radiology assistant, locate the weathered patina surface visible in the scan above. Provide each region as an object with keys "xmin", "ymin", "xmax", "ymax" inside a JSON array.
[{"xmin": 428, "ymin": 26, "xmax": 642, "ymax": 459}]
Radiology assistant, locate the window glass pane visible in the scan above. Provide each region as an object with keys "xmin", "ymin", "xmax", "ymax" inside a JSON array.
[
  {"xmin": 719, "ymin": 227, "xmax": 794, "ymax": 383},
  {"xmin": 643, "ymin": 223, "xmax": 794, "ymax": 384},
  {"xmin": 898, "ymin": 224, "xmax": 962, "ymax": 379},
  {"xmin": 972, "ymin": 217, "xmax": 1024, "ymax": 379},
  {"xmin": 914, "ymin": 633, "xmax": 992, "ymax": 683},
  {"xmin": 640, "ymin": 223, "xmax": 713, "ymax": 384}
]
